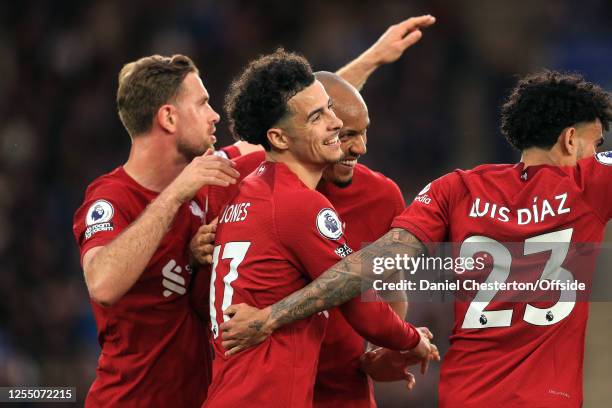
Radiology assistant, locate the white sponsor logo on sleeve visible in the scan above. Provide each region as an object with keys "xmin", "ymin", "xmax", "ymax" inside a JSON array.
[
  {"xmin": 334, "ymin": 243, "xmax": 353, "ymax": 258},
  {"xmin": 414, "ymin": 182, "xmax": 432, "ymax": 205}
]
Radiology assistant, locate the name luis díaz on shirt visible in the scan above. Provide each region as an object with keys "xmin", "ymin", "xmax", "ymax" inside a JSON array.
[{"xmin": 468, "ymin": 192, "xmax": 570, "ymax": 225}]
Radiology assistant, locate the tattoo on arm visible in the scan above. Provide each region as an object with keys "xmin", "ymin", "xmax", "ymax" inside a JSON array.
[{"xmin": 268, "ymin": 228, "xmax": 425, "ymax": 329}]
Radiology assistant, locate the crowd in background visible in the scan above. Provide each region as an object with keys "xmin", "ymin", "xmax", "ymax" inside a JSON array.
[{"xmin": 1, "ymin": 0, "xmax": 611, "ymax": 406}]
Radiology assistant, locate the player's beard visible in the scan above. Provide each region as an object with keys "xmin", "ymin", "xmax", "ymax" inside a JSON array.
[
  {"xmin": 177, "ymin": 136, "xmax": 210, "ymax": 162},
  {"xmin": 332, "ymin": 176, "xmax": 353, "ymax": 188},
  {"xmin": 324, "ymin": 161, "xmax": 354, "ymax": 188}
]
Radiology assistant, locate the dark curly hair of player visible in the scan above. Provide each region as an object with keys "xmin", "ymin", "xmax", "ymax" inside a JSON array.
[
  {"xmin": 501, "ymin": 70, "xmax": 612, "ymax": 151},
  {"xmin": 224, "ymin": 48, "xmax": 315, "ymax": 150}
]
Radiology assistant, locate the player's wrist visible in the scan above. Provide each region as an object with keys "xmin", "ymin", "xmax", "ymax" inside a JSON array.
[
  {"xmin": 409, "ymin": 335, "xmax": 430, "ymax": 359},
  {"xmin": 353, "ymin": 51, "xmax": 379, "ymax": 72},
  {"xmin": 261, "ymin": 306, "xmax": 278, "ymax": 333},
  {"xmin": 402, "ymin": 324, "xmax": 423, "ymax": 352},
  {"xmin": 160, "ymin": 183, "xmax": 190, "ymax": 206},
  {"xmin": 153, "ymin": 188, "xmax": 185, "ymax": 215}
]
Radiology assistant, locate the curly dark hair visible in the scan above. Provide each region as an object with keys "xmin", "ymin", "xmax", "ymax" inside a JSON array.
[
  {"xmin": 224, "ymin": 48, "xmax": 315, "ymax": 150},
  {"xmin": 501, "ymin": 70, "xmax": 612, "ymax": 150}
]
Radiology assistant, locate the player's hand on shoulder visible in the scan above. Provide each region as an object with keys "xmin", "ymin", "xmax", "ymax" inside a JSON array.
[
  {"xmin": 168, "ymin": 149, "xmax": 240, "ymax": 203},
  {"xmin": 367, "ymin": 15, "xmax": 436, "ymax": 65},
  {"xmin": 182, "ymin": 148, "xmax": 240, "ymax": 189},
  {"xmin": 219, "ymin": 303, "xmax": 274, "ymax": 356},
  {"xmin": 190, "ymin": 218, "xmax": 218, "ymax": 266}
]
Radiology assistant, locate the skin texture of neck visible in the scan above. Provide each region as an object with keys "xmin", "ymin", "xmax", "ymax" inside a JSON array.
[
  {"xmin": 520, "ymin": 145, "xmax": 574, "ymax": 169},
  {"xmin": 266, "ymin": 150, "xmax": 325, "ymax": 190},
  {"xmin": 123, "ymin": 132, "xmax": 189, "ymax": 192}
]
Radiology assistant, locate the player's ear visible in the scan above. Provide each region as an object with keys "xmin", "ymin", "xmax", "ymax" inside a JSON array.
[
  {"xmin": 559, "ymin": 127, "xmax": 577, "ymax": 156},
  {"xmin": 156, "ymin": 104, "xmax": 178, "ymax": 134},
  {"xmin": 267, "ymin": 128, "xmax": 290, "ymax": 151}
]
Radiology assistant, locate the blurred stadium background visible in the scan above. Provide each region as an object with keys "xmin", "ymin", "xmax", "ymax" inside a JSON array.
[{"xmin": 1, "ymin": 0, "xmax": 611, "ymax": 406}]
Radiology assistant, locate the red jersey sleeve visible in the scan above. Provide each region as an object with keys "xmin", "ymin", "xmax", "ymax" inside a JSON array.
[
  {"xmin": 580, "ymin": 152, "xmax": 612, "ymax": 221},
  {"xmin": 387, "ymin": 177, "xmax": 406, "ymax": 218},
  {"xmin": 392, "ymin": 173, "xmax": 459, "ymax": 245},
  {"xmin": 235, "ymin": 150, "xmax": 266, "ymax": 174},
  {"xmin": 275, "ymin": 190, "xmax": 420, "ymax": 350},
  {"xmin": 338, "ymin": 294, "xmax": 420, "ymax": 350},
  {"xmin": 72, "ymin": 185, "xmax": 132, "ymax": 263},
  {"xmin": 275, "ymin": 190, "xmax": 349, "ymax": 279},
  {"xmin": 216, "ymin": 145, "xmax": 241, "ymax": 160}
]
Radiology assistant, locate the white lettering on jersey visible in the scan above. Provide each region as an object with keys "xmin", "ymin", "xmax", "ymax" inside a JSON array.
[
  {"xmin": 219, "ymin": 202, "xmax": 251, "ymax": 224},
  {"xmin": 468, "ymin": 193, "xmax": 571, "ymax": 225},
  {"xmin": 162, "ymin": 259, "xmax": 188, "ymax": 297},
  {"xmin": 414, "ymin": 195, "xmax": 432, "ymax": 205},
  {"xmin": 555, "ymin": 193, "xmax": 570, "ymax": 214},
  {"xmin": 414, "ymin": 182, "xmax": 432, "ymax": 205},
  {"xmin": 84, "ymin": 222, "xmax": 113, "ymax": 239},
  {"xmin": 469, "ymin": 198, "xmax": 510, "ymax": 223},
  {"xmin": 334, "ymin": 243, "xmax": 353, "ymax": 258}
]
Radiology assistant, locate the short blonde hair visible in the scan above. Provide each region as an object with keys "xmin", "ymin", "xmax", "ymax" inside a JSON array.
[{"xmin": 116, "ymin": 54, "xmax": 198, "ymax": 136}]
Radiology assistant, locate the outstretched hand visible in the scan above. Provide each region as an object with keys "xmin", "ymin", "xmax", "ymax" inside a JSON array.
[{"xmin": 366, "ymin": 15, "xmax": 436, "ymax": 65}]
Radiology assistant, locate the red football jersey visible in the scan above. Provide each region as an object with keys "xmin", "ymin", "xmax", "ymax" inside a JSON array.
[
  {"xmin": 73, "ymin": 167, "xmax": 211, "ymax": 408},
  {"xmin": 201, "ymin": 153, "xmax": 408, "ymax": 407},
  {"xmin": 215, "ymin": 144, "xmax": 241, "ymax": 160},
  {"xmin": 206, "ymin": 150, "xmax": 266, "ymax": 223},
  {"xmin": 188, "ymin": 151, "xmax": 267, "ymax": 319},
  {"xmin": 392, "ymin": 153, "xmax": 612, "ymax": 407},
  {"xmin": 314, "ymin": 164, "xmax": 406, "ymax": 408},
  {"xmin": 204, "ymin": 162, "xmax": 418, "ymax": 408}
]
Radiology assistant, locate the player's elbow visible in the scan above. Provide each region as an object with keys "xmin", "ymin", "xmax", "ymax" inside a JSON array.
[
  {"xmin": 82, "ymin": 247, "xmax": 124, "ymax": 306},
  {"xmin": 84, "ymin": 267, "xmax": 121, "ymax": 307},
  {"xmin": 89, "ymin": 286, "xmax": 119, "ymax": 307}
]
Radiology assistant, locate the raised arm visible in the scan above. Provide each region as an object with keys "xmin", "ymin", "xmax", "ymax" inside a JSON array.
[
  {"xmin": 220, "ymin": 228, "xmax": 425, "ymax": 354},
  {"xmin": 336, "ymin": 15, "xmax": 436, "ymax": 90}
]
